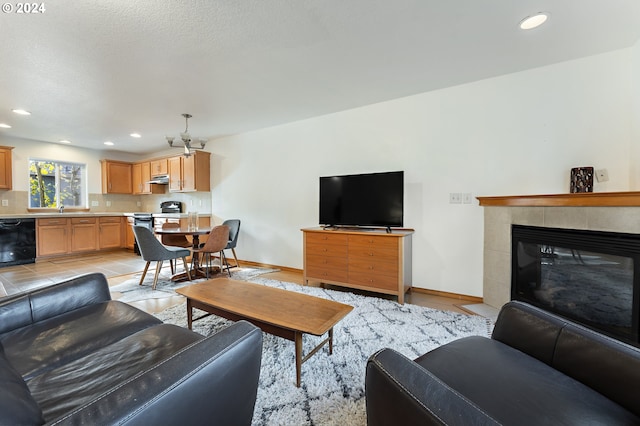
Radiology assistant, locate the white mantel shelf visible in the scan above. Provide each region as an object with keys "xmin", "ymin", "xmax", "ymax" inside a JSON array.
[{"xmin": 477, "ymin": 191, "xmax": 640, "ymax": 207}]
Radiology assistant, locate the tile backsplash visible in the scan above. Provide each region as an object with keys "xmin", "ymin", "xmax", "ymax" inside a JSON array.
[{"xmin": 0, "ymin": 190, "xmax": 212, "ymax": 214}]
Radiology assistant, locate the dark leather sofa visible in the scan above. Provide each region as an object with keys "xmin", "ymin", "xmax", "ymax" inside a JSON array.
[
  {"xmin": 366, "ymin": 301, "xmax": 640, "ymax": 425},
  {"xmin": 0, "ymin": 273, "xmax": 263, "ymax": 425}
]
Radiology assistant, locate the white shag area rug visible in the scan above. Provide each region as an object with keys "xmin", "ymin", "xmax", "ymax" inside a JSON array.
[
  {"xmin": 154, "ymin": 277, "xmax": 494, "ymax": 426},
  {"xmin": 109, "ymin": 266, "xmax": 277, "ymax": 303}
]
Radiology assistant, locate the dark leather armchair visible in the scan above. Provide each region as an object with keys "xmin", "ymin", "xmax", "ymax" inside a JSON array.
[{"xmin": 366, "ymin": 301, "xmax": 640, "ymax": 425}]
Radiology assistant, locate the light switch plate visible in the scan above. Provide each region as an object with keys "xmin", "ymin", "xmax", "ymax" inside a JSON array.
[
  {"xmin": 595, "ymin": 169, "xmax": 609, "ymax": 182},
  {"xmin": 91, "ymin": 201, "xmax": 99, "ymax": 207},
  {"xmin": 1, "ymin": 200, "xmax": 8, "ymax": 207}
]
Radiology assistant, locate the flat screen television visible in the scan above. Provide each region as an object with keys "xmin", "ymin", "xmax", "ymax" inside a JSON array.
[{"xmin": 319, "ymin": 171, "xmax": 404, "ymax": 229}]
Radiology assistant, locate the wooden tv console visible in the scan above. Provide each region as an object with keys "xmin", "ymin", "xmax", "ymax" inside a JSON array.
[{"xmin": 301, "ymin": 227, "xmax": 413, "ymax": 304}]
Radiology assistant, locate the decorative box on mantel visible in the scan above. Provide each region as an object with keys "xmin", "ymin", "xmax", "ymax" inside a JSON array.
[{"xmin": 477, "ymin": 191, "xmax": 640, "ymax": 309}]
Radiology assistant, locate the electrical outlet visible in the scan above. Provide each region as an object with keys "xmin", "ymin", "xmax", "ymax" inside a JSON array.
[
  {"xmin": 136, "ymin": 201, "xmax": 142, "ymax": 207},
  {"xmin": 199, "ymin": 199, "xmax": 202, "ymax": 207},
  {"xmin": 462, "ymin": 193, "xmax": 473, "ymax": 204},
  {"xmin": 106, "ymin": 201, "xmax": 112, "ymax": 207},
  {"xmin": 449, "ymin": 193, "xmax": 462, "ymax": 204},
  {"xmin": 91, "ymin": 201, "xmax": 99, "ymax": 207},
  {"xmin": 1, "ymin": 200, "xmax": 8, "ymax": 207},
  {"xmin": 595, "ymin": 169, "xmax": 609, "ymax": 183}
]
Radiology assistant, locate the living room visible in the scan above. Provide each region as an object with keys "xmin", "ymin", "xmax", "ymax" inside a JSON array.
[{"xmin": 2, "ymin": 2, "xmax": 640, "ymax": 425}]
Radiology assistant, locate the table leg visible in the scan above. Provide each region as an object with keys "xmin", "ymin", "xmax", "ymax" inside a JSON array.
[
  {"xmin": 295, "ymin": 332, "xmax": 303, "ymax": 387},
  {"xmin": 186, "ymin": 299, "xmax": 193, "ymax": 330}
]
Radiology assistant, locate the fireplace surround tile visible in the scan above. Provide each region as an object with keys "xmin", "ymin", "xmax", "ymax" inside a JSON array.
[{"xmin": 483, "ymin": 205, "xmax": 640, "ymax": 309}]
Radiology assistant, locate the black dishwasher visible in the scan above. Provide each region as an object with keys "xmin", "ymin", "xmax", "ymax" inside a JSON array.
[{"xmin": 0, "ymin": 218, "xmax": 36, "ymax": 267}]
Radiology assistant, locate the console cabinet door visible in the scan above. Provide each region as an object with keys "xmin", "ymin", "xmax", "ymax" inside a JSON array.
[
  {"xmin": 348, "ymin": 235, "xmax": 399, "ymax": 291},
  {"xmin": 305, "ymin": 233, "xmax": 348, "ymax": 282}
]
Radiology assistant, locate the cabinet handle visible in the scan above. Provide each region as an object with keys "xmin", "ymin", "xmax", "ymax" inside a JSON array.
[{"xmin": 369, "ymin": 252, "xmax": 374, "ymax": 256}]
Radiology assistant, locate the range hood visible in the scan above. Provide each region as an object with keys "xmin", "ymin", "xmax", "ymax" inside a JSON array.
[{"xmin": 147, "ymin": 174, "xmax": 169, "ymax": 185}]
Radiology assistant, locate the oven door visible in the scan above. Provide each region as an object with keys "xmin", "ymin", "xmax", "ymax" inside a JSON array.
[{"xmin": 132, "ymin": 216, "xmax": 154, "ymax": 255}]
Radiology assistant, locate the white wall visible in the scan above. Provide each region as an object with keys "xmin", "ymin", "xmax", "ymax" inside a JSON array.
[
  {"xmin": 4, "ymin": 136, "xmax": 137, "ymax": 193},
  {"xmin": 211, "ymin": 47, "xmax": 636, "ymax": 298}
]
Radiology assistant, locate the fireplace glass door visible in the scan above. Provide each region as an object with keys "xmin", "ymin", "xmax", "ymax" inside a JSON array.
[{"xmin": 512, "ymin": 225, "xmax": 640, "ymax": 346}]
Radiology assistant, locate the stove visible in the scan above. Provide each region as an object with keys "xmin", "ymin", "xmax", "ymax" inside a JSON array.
[
  {"xmin": 132, "ymin": 201, "xmax": 182, "ymax": 254},
  {"xmin": 161, "ymin": 201, "xmax": 182, "ymax": 214}
]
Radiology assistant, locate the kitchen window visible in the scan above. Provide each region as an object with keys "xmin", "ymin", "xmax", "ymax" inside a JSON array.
[{"xmin": 29, "ymin": 159, "xmax": 87, "ymax": 209}]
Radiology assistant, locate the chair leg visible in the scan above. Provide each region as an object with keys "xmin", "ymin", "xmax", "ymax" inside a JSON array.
[
  {"xmin": 231, "ymin": 248, "xmax": 239, "ymax": 268},
  {"xmin": 221, "ymin": 251, "xmax": 231, "ymax": 277},
  {"xmin": 182, "ymin": 257, "xmax": 192, "ymax": 281},
  {"xmin": 139, "ymin": 261, "xmax": 151, "ymax": 285},
  {"xmin": 152, "ymin": 260, "xmax": 163, "ymax": 290},
  {"xmin": 170, "ymin": 259, "xmax": 175, "ymax": 275}
]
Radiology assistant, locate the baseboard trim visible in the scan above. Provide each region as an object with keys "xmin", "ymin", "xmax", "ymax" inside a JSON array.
[
  {"xmin": 236, "ymin": 259, "xmax": 303, "ymax": 274},
  {"xmin": 411, "ymin": 287, "xmax": 483, "ymax": 303}
]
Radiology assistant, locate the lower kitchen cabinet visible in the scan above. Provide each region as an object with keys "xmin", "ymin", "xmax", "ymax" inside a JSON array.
[
  {"xmin": 37, "ymin": 216, "xmax": 125, "ymax": 258},
  {"xmin": 71, "ymin": 218, "xmax": 98, "ymax": 252},
  {"xmin": 99, "ymin": 217, "xmax": 123, "ymax": 249},
  {"xmin": 37, "ymin": 218, "xmax": 70, "ymax": 257}
]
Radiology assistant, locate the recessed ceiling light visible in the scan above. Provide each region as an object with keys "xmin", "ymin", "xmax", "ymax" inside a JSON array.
[
  {"xmin": 130, "ymin": 133, "xmax": 141, "ymax": 138},
  {"xmin": 104, "ymin": 141, "xmax": 114, "ymax": 146},
  {"xmin": 0, "ymin": 123, "xmax": 11, "ymax": 129},
  {"xmin": 519, "ymin": 12, "xmax": 549, "ymax": 30},
  {"xmin": 12, "ymin": 109, "xmax": 31, "ymax": 115},
  {"xmin": 59, "ymin": 140, "xmax": 71, "ymax": 144}
]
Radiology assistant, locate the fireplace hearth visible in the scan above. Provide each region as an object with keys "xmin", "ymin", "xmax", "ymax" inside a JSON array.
[{"xmin": 512, "ymin": 225, "xmax": 640, "ymax": 346}]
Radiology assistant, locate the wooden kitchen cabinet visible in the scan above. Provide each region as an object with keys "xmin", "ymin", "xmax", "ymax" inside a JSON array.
[
  {"xmin": 150, "ymin": 159, "xmax": 168, "ymax": 176},
  {"xmin": 0, "ymin": 146, "xmax": 13, "ymax": 190},
  {"xmin": 37, "ymin": 218, "xmax": 70, "ymax": 257},
  {"xmin": 168, "ymin": 151, "xmax": 210, "ymax": 192},
  {"xmin": 101, "ymin": 160, "xmax": 133, "ymax": 194},
  {"xmin": 125, "ymin": 216, "xmax": 135, "ymax": 250},
  {"xmin": 99, "ymin": 217, "xmax": 123, "ymax": 249},
  {"xmin": 168, "ymin": 156, "xmax": 183, "ymax": 192},
  {"xmin": 302, "ymin": 227, "xmax": 413, "ymax": 304},
  {"xmin": 133, "ymin": 162, "xmax": 164, "ymax": 195},
  {"xmin": 71, "ymin": 217, "xmax": 98, "ymax": 252},
  {"xmin": 37, "ymin": 215, "xmax": 126, "ymax": 258}
]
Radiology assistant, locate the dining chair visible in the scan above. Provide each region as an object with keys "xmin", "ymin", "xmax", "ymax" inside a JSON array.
[
  {"xmin": 132, "ymin": 225, "xmax": 192, "ymax": 290},
  {"xmin": 192, "ymin": 225, "xmax": 230, "ymax": 278},
  {"xmin": 161, "ymin": 221, "xmax": 191, "ymax": 274},
  {"xmin": 222, "ymin": 219, "xmax": 241, "ymax": 271}
]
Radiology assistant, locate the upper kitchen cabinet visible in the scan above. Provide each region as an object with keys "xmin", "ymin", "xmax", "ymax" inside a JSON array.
[
  {"xmin": 168, "ymin": 151, "xmax": 210, "ymax": 192},
  {"xmin": 101, "ymin": 160, "xmax": 132, "ymax": 194},
  {"xmin": 0, "ymin": 146, "xmax": 14, "ymax": 190},
  {"xmin": 150, "ymin": 159, "xmax": 168, "ymax": 177},
  {"xmin": 133, "ymin": 162, "xmax": 164, "ymax": 195}
]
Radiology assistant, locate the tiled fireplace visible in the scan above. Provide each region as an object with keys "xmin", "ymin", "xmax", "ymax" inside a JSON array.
[{"xmin": 479, "ymin": 193, "xmax": 640, "ymax": 313}]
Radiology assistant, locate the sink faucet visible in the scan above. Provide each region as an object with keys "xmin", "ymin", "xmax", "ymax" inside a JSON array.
[{"xmin": 59, "ymin": 204, "xmax": 64, "ymax": 213}]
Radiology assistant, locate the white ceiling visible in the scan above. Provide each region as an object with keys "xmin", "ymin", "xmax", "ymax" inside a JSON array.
[{"xmin": 1, "ymin": 0, "xmax": 639, "ymax": 155}]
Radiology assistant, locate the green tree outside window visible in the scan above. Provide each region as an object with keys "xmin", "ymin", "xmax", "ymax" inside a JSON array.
[{"xmin": 29, "ymin": 160, "xmax": 87, "ymax": 208}]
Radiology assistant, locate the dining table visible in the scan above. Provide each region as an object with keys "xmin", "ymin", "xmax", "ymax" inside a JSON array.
[{"xmin": 154, "ymin": 226, "xmax": 216, "ymax": 280}]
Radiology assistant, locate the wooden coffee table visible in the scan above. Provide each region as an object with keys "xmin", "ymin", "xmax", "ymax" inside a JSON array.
[{"xmin": 176, "ymin": 278, "xmax": 353, "ymax": 387}]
